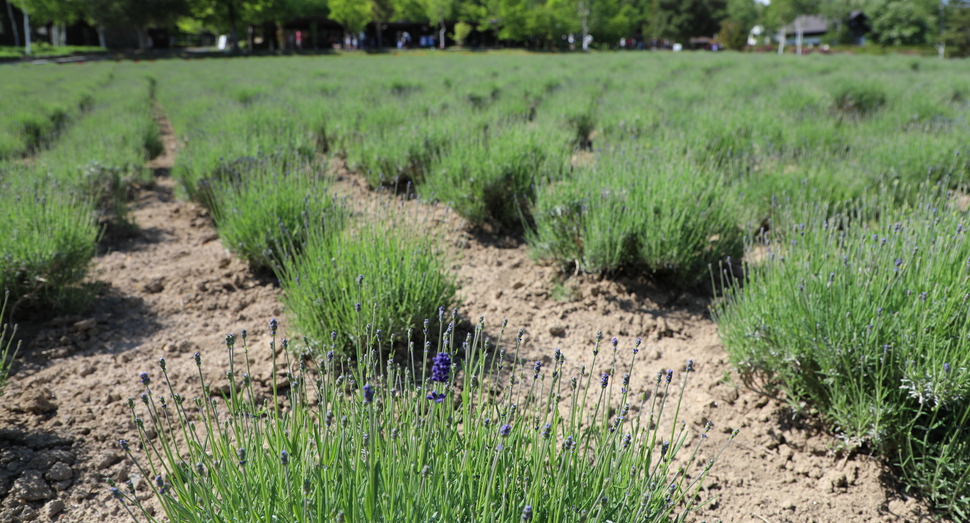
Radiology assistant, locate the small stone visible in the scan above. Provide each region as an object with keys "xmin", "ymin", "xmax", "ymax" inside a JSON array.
[
  {"xmin": 0, "ymin": 507, "xmax": 23, "ymax": 523},
  {"xmin": 106, "ymin": 393, "xmax": 121, "ymax": 404},
  {"xmin": 43, "ymin": 499, "xmax": 65, "ymax": 519},
  {"xmin": 11, "ymin": 389, "xmax": 57, "ymax": 414},
  {"xmin": 73, "ymin": 319, "xmax": 96, "ymax": 332},
  {"xmin": 94, "ymin": 451, "xmax": 123, "ymax": 471},
  {"xmin": 218, "ymin": 257, "xmax": 231, "ymax": 269},
  {"xmin": 11, "ymin": 470, "xmax": 53, "ymax": 501},
  {"xmin": 511, "ymin": 282, "xmax": 525, "ymax": 290},
  {"xmin": 549, "ymin": 325, "xmax": 566, "ymax": 337},
  {"xmin": 77, "ymin": 363, "xmax": 96, "ymax": 377},
  {"xmin": 52, "ymin": 479, "xmax": 72, "ymax": 491},
  {"xmin": 19, "ymin": 507, "xmax": 38, "ymax": 521},
  {"xmin": 142, "ymin": 278, "xmax": 165, "ymax": 294},
  {"xmin": 45, "ymin": 463, "xmax": 72, "ymax": 482}
]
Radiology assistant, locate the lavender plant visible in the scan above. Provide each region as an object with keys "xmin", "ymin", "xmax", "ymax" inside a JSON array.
[
  {"xmin": 0, "ymin": 175, "xmax": 99, "ymax": 314},
  {"xmin": 277, "ymin": 215, "xmax": 457, "ymax": 354},
  {"xmin": 0, "ymin": 292, "xmax": 19, "ymax": 397},
  {"xmin": 112, "ymin": 318, "xmax": 733, "ymax": 523},
  {"xmin": 713, "ymin": 182, "xmax": 970, "ymax": 516}
]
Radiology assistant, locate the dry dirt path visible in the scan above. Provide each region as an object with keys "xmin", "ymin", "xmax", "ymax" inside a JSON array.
[
  {"xmin": 0, "ymin": 112, "xmax": 284, "ymax": 523},
  {"xmin": 0, "ymin": 119, "xmax": 940, "ymax": 523}
]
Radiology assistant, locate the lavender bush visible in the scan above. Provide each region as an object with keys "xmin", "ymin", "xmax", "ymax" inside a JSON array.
[{"xmin": 112, "ymin": 317, "xmax": 733, "ymax": 523}]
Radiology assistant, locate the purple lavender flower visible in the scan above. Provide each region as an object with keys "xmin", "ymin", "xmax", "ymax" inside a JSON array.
[
  {"xmin": 158, "ymin": 358, "xmax": 166, "ymax": 371},
  {"xmin": 499, "ymin": 424, "xmax": 512, "ymax": 437},
  {"xmin": 139, "ymin": 372, "xmax": 150, "ymax": 386},
  {"xmin": 119, "ymin": 439, "xmax": 130, "ymax": 452},
  {"xmin": 237, "ymin": 448, "xmax": 247, "ymax": 467},
  {"xmin": 280, "ymin": 450, "xmax": 289, "ymax": 466},
  {"xmin": 660, "ymin": 440, "xmax": 669, "ymax": 460},
  {"xmin": 193, "ymin": 352, "xmax": 201, "ymax": 366},
  {"xmin": 225, "ymin": 333, "xmax": 235, "ymax": 348},
  {"xmin": 600, "ymin": 373, "xmax": 609, "ymax": 388},
  {"xmin": 269, "ymin": 318, "xmax": 278, "ymax": 336},
  {"xmin": 363, "ymin": 383, "xmax": 374, "ymax": 404},
  {"xmin": 426, "ymin": 390, "xmax": 446, "ymax": 403},
  {"xmin": 686, "ymin": 359, "xmax": 694, "ymax": 373},
  {"xmin": 945, "ymin": 363, "xmax": 951, "ymax": 374},
  {"xmin": 110, "ymin": 487, "xmax": 123, "ymax": 499},
  {"xmin": 431, "ymin": 352, "xmax": 451, "ymax": 383},
  {"xmin": 665, "ymin": 370, "xmax": 673, "ymax": 383},
  {"xmin": 633, "ymin": 338, "xmax": 641, "ymax": 354},
  {"xmin": 521, "ymin": 505, "xmax": 533, "ymax": 521},
  {"xmin": 611, "ymin": 337, "xmax": 618, "ymax": 350}
]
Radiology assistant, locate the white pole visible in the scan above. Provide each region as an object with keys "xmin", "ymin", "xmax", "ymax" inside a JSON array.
[{"xmin": 23, "ymin": 5, "xmax": 30, "ymax": 56}]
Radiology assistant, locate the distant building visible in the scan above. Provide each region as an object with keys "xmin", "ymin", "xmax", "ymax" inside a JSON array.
[{"xmin": 775, "ymin": 11, "xmax": 870, "ymax": 47}]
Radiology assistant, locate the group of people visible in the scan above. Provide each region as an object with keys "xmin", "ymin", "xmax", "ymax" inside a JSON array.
[{"xmin": 395, "ymin": 31, "xmax": 439, "ymax": 49}]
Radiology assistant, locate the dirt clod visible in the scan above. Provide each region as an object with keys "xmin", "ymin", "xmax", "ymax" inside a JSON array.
[{"xmin": 11, "ymin": 471, "xmax": 53, "ymax": 502}]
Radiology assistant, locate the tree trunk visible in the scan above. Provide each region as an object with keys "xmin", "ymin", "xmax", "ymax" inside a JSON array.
[
  {"xmin": 311, "ymin": 21, "xmax": 319, "ymax": 50},
  {"xmin": 795, "ymin": 19, "xmax": 802, "ymax": 55},
  {"xmin": 61, "ymin": 24, "xmax": 66, "ymax": 46},
  {"xmin": 276, "ymin": 21, "xmax": 284, "ymax": 50},
  {"xmin": 375, "ymin": 20, "xmax": 382, "ymax": 49},
  {"xmin": 247, "ymin": 24, "xmax": 254, "ymax": 52},
  {"xmin": 136, "ymin": 26, "xmax": 148, "ymax": 50},
  {"xmin": 227, "ymin": 0, "xmax": 239, "ymax": 51},
  {"xmin": 97, "ymin": 26, "xmax": 106, "ymax": 48},
  {"xmin": 439, "ymin": 21, "xmax": 445, "ymax": 49},
  {"xmin": 777, "ymin": 26, "xmax": 785, "ymax": 55},
  {"xmin": 23, "ymin": 7, "xmax": 30, "ymax": 56},
  {"xmin": 579, "ymin": 0, "xmax": 590, "ymax": 51},
  {"xmin": 51, "ymin": 23, "xmax": 59, "ymax": 46},
  {"xmin": 5, "ymin": 0, "xmax": 20, "ymax": 48}
]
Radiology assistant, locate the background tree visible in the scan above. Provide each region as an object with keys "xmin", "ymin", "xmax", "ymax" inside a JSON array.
[
  {"xmin": 718, "ymin": 0, "xmax": 759, "ymax": 49},
  {"xmin": 650, "ymin": 0, "xmax": 725, "ymax": 43},
  {"xmin": 329, "ymin": 0, "xmax": 371, "ymax": 45},
  {"xmin": 868, "ymin": 0, "xmax": 935, "ymax": 46},
  {"xmin": 944, "ymin": 0, "xmax": 970, "ymax": 56},
  {"xmin": 422, "ymin": 0, "xmax": 454, "ymax": 47}
]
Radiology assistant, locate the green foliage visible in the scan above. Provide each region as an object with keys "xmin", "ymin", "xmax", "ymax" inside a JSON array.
[
  {"xmin": 944, "ymin": 4, "xmax": 970, "ymax": 58},
  {"xmin": 452, "ymin": 20, "xmax": 473, "ymax": 45},
  {"xmin": 423, "ymin": 125, "xmax": 568, "ymax": 228},
  {"xmin": 0, "ymin": 293, "xmax": 19, "ymax": 398},
  {"xmin": 0, "ymin": 175, "xmax": 99, "ymax": 315},
  {"xmin": 831, "ymin": 80, "xmax": 887, "ymax": 117},
  {"xmin": 279, "ymin": 216, "xmax": 457, "ymax": 353},
  {"xmin": 529, "ymin": 146, "xmax": 744, "ymax": 288},
  {"xmin": 206, "ymin": 154, "xmax": 346, "ymax": 271},
  {"xmin": 115, "ymin": 318, "xmax": 732, "ymax": 523},
  {"xmin": 328, "ymin": 0, "xmax": 372, "ymax": 34},
  {"xmin": 869, "ymin": 0, "xmax": 935, "ymax": 46},
  {"xmin": 713, "ymin": 183, "xmax": 970, "ymax": 516}
]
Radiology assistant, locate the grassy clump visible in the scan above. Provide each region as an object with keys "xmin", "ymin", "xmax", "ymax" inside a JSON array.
[
  {"xmin": 423, "ymin": 126, "xmax": 569, "ymax": 228},
  {"xmin": 279, "ymin": 216, "xmax": 457, "ymax": 352},
  {"xmin": 831, "ymin": 81, "xmax": 888, "ymax": 117},
  {"xmin": 0, "ymin": 293, "xmax": 18, "ymax": 397},
  {"xmin": 205, "ymin": 154, "xmax": 346, "ymax": 271},
  {"xmin": 114, "ymin": 318, "xmax": 734, "ymax": 523},
  {"xmin": 529, "ymin": 146, "xmax": 744, "ymax": 288},
  {"xmin": 713, "ymin": 183, "xmax": 970, "ymax": 516},
  {"xmin": 0, "ymin": 176, "xmax": 99, "ymax": 315}
]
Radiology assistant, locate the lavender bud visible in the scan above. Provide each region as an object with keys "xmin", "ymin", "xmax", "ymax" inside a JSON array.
[
  {"xmin": 269, "ymin": 318, "xmax": 278, "ymax": 335},
  {"xmin": 193, "ymin": 352, "xmax": 201, "ymax": 366},
  {"xmin": 119, "ymin": 439, "xmax": 130, "ymax": 452},
  {"xmin": 600, "ymin": 373, "xmax": 609, "ymax": 388},
  {"xmin": 363, "ymin": 383, "xmax": 374, "ymax": 404},
  {"xmin": 500, "ymin": 424, "xmax": 512, "ymax": 437},
  {"xmin": 521, "ymin": 505, "xmax": 533, "ymax": 521},
  {"xmin": 139, "ymin": 372, "xmax": 150, "ymax": 386},
  {"xmin": 158, "ymin": 358, "xmax": 166, "ymax": 371},
  {"xmin": 431, "ymin": 353, "xmax": 451, "ymax": 383},
  {"xmin": 237, "ymin": 448, "xmax": 247, "ymax": 466},
  {"xmin": 280, "ymin": 450, "xmax": 289, "ymax": 466}
]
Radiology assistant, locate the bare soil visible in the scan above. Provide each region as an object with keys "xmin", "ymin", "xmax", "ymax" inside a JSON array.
[{"xmin": 0, "ymin": 114, "xmax": 940, "ymax": 522}]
